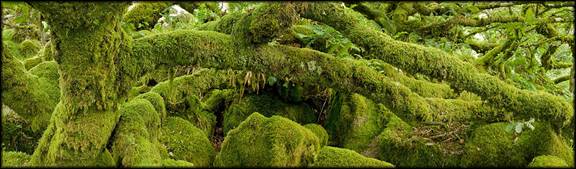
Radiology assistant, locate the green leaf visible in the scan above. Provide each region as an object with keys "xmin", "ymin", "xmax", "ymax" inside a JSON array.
[{"xmin": 525, "ymin": 7, "xmax": 536, "ymax": 24}]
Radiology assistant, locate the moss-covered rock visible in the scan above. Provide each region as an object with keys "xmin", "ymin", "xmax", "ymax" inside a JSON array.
[
  {"xmin": 528, "ymin": 155, "xmax": 569, "ymax": 167},
  {"xmin": 123, "ymin": 2, "xmax": 173, "ymax": 31},
  {"xmin": 1, "ymin": 151, "xmax": 31, "ymax": 167},
  {"xmin": 304, "ymin": 124, "xmax": 329, "ymax": 147},
  {"xmin": 462, "ymin": 122, "xmax": 574, "ymax": 167},
  {"xmin": 311, "ymin": 146, "xmax": 394, "ymax": 167},
  {"xmin": 111, "ymin": 98, "xmax": 163, "ymax": 167},
  {"xmin": 159, "ymin": 116, "xmax": 215, "ymax": 167},
  {"xmin": 214, "ymin": 112, "xmax": 321, "ymax": 167},
  {"xmin": 231, "ymin": 3, "xmax": 298, "ymax": 45},
  {"xmin": 325, "ymin": 93, "xmax": 388, "ymax": 152},
  {"xmin": 23, "ymin": 56, "xmax": 43, "ymax": 70},
  {"xmin": 134, "ymin": 92, "xmax": 167, "ymax": 123},
  {"xmin": 222, "ymin": 93, "xmax": 317, "ymax": 135}
]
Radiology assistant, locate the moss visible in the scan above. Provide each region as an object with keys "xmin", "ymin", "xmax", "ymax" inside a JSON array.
[
  {"xmin": 1, "ymin": 106, "xmax": 41, "ymax": 154},
  {"xmin": 324, "ymin": 93, "xmax": 388, "ymax": 152},
  {"xmin": 304, "ymin": 124, "xmax": 329, "ymax": 147},
  {"xmin": 111, "ymin": 98, "xmax": 162, "ymax": 167},
  {"xmin": 1, "ymin": 151, "xmax": 31, "ymax": 167},
  {"xmin": 214, "ymin": 112, "xmax": 321, "ymax": 167},
  {"xmin": 376, "ymin": 110, "xmax": 461, "ymax": 167},
  {"xmin": 162, "ymin": 158, "xmax": 195, "ymax": 167},
  {"xmin": 159, "ymin": 116, "xmax": 215, "ymax": 167},
  {"xmin": 311, "ymin": 146, "xmax": 394, "ymax": 167},
  {"xmin": 231, "ymin": 3, "xmax": 298, "ymax": 45},
  {"xmin": 298, "ymin": 3, "xmax": 573, "ymax": 126},
  {"xmin": 123, "ymin": 2, "xmax": 173, "ymax": 31},
  {"xmin": 23, "ymin": 56, "xmax": 43, "ymax": 70},
  {"xmin": 462, "ymin": 122, "xmax": 574, "ymax": 167},
  {"xmin": 134, "ymin": 92, "xmax": 167, "ymax": 123},
  {"xmin": 2, "ymin": 44, "xmax": 59, "ymax": 132},
  {"xmin": 528, "ymin": 155, "xmax": 569, "ymax": 168},
  {"xmin": 19, "ymin": 39, "xmax": 41, "ymax": 59},
  {"xmin": 223, "ymin": 93, "xmax": 317, "ymax": 135},
  {"xmin": 38, "ymin": 41, "xmax": 55, "ymax": 61}
]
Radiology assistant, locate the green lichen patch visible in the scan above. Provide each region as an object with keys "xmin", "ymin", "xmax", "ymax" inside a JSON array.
[
  {"xmin": 528, "ymin": 155, "xmax": 569, "ymax": 168},
  {"xmin": 222, "ymin": 93, "xmax": 317, "ymax": 135},
  {"xmin": 159, "ymin": 117, "xmax": 215, "ymax": 167},
  {"xmin": 311, "ymin": 146, "xmax": 394, "ymax": 167},
  {"xmin": 214, "ymin": 112, "xmax": 321, "ymax": 167},
  {"xmin": 1, "ymin": 151, "xmax": 31, "ymax": 167}
]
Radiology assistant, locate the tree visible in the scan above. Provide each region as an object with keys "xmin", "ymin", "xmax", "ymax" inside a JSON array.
[{"xmin": 1, "ymin": 1, "xmax": 573, "ymax": 167}]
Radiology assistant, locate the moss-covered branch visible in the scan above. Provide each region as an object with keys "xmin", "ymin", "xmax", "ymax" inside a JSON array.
[
  {"xmin": 123, "ymin": 2, "xmax": 173, "ymax": 31},
  {"xmin": 296, "ymin": 2, "xmax": 572, "ymax": 127}
]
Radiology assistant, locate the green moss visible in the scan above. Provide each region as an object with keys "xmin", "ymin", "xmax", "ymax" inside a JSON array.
[
  {"xmin": 162, "ymin": 158, "xmax": 195, "ymax": 167},
  {"xmin": 159, "ymin": 116, "xmax": 215, "ymax": 167},
  {"xmin": 1, "ymin": 106, "xmax": 41, "ymax": 154},
  {"xmin": 528, "ymin": 155, "xmax": 569, "ymax": 168},
  {"xmin": 462, "ymin": 122, "xmax": 573, "ymax": 167},
  {"xmin": 1, "ymin": 151, "xmax": 31, "ymax": 167},
  {"xmin": 311, "ymin": 146, "xmax": 394, "ymax": 167},
  {"xmin": 214, "ymin": 112, "xmax": 321, "ymax": 167},
  {"xmin": 19, "ymin": 39, "xmax": 41, "ymax": 59},
  {"xmin": 231, "ymin": 3, "xmax": 298, "ymax": 45},
  {"xmin": 223, "ymin": 93, "xmax": 317, "ymax": 135},
  {"xmin": 110, "ymin": 98, "xmax": 163, "ymax": 167},
  {"xmin": 134, "ymin": 92, "xmax": 167, "ymax": 123},
  {"xmin": 324, "ymin": 93, "xmax": 388, "ymax": 152},
  {"xmin": 304, "ymin": 124, "xmax": 329, "ymax": 146},
  {"xmin": 123, "ymin": 2, "xmax": 173, "ymax": 31},
  {"xmin": 23, "ymin": 56, "xmax": 43, "ymax": 70},
  {"xmin": 298, "ymin": 3, "xmax": 573, "ymax": 126},
  {"xmin": 2, "ymin": 44, "xmax": 59, "ymax": 132}
]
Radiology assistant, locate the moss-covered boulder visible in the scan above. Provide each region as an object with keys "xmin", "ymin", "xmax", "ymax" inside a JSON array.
[
  {"xmin": 214, "ymin": 112, "xmax": 321, "ymax": 167},
  {"xmin": 311, "ymin": 146, "xmax": 394, "ymax": 167},
  {"xmin": 222, "ymin": 93, "xmax": 317, "ymax": 135},
  {"xmin": 1, "ymin": 151, "xmax": 31, "ymax": 167},
  {"xmin": 528, "ymin": 155, "xmax": 569, "ymax": 167},
  {"xmin": 304, "ymin": 123, "xmax": 329, "ymax": 146},
  {"xmin": 325, "ymin": 93, "xmax": 388, "ymax": 152},
  {"xmin": 159, "ymin": 116, "xmax": 215, "ymax": 167}
]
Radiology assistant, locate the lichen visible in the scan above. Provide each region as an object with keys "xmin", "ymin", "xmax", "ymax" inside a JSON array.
[
  {"xmin": 214, "ymin": 112, "xmax": 321, "ymax": 167},
  {"xmin": 311, "ymin": 146, "xmax": 394, "ymax": 167},
  {"xmin": 159, "ymin": 116, "xmax": 215, "ymax": 167}
]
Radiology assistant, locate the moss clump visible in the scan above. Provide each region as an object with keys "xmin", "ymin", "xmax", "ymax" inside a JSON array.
[
  {"xmin": 111, "ymin": 98, "xmax": 163, "ymax": 167},
  {"xmin": 214, "ymin": 112, "xmax": 321, "ymax": 167},
  {"xmin": 304, "ymin": 124, "xmax": 329, "ymax": 146},
  {"xmin": 159, "ymin": 117, "xmax": 215, "ymax": 167},
  {"xmin": 231, "ymin": 3, "xmax": 298, "ymax": 45},
  {"xmin": 1, "ymin": 151, "xmax": 31, "ymax": 167},
  {"xmin": 123, "ymin": 2, "xmax": 173, "ymax": 31},
  {"xmin": 223, "ymin": 93, "xmax": 317, "ymax": 135},
  {"xmin": 311, "ymin": 146, "xmax": 394, "ymax": 167},
  {"xmin": 162, "ymin": 158, "xmax": 195, "ymax": 167},
  {"xmin": 325, "ymin": 93, "xmax": 388, "ymax": 152},
  {"xmin": 23, "ymin": 56, "xmax": 43, "ymax": 70},
  {"xmin": 19, "ymin": 39, "xmax": 41, "ymax": 59},
  {"xmin": 134, "ymin": 92, "xmax": 167, "ymax": 123},
  {"xmin": 528, "ymin": 155, "xmax": 569, "ymax": 167}
]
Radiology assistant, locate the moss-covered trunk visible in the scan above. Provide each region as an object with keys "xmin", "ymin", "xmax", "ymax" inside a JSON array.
[{"xmin": 26, "ymin": 2, "xmax": 131, "ymax": 166}]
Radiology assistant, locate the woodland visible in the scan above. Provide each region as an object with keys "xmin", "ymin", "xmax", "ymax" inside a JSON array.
[{"xmin": 1, "ymin": 1, "xmax": 574, "ymax": 167}]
